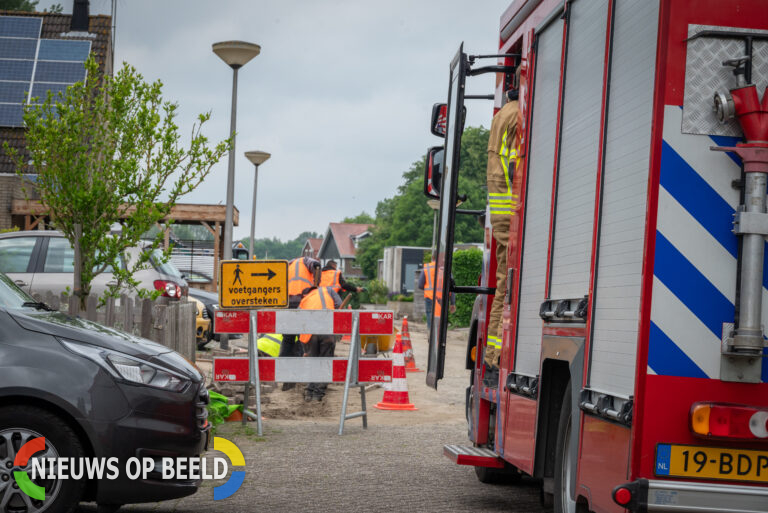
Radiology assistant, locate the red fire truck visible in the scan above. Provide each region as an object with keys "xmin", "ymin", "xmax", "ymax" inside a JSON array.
[{"xmin": 425, "ymin": 1, "xmax": 768, "ymax": 512}]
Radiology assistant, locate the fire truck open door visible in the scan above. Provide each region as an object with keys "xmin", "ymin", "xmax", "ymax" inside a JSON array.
[{"xmin": 426, "ymin": 45, "xmax": 466, "ymax": 389}]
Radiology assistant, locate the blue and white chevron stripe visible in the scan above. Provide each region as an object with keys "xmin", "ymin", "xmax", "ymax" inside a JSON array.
[{"xmin": 649, "ymin": 106, "xmax": 768, "ymax": 382}]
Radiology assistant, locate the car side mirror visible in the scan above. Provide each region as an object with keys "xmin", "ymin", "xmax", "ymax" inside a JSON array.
[
  {"xmin": 424, "ymin": 146, "xmax": 443, "ymax": 199},
  {"xmin": 431, "ymin": 103, "xmax": 447, "ymax": 137}
]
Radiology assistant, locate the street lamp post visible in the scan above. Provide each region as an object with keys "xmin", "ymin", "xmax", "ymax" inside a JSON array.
[
  {"xmin": 244, "ymin": 151, "xmax": 271, "ymax": 260},
  {"xmin": 213, "ymin": 40, "xmax": 260, "ymax": 350}
]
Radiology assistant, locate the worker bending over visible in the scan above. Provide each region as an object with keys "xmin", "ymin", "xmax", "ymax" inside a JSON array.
[
  {"xmin": 299, "ymin": 286, "xmax": 342, "ymax": 402},
  {"xmin": 319, "ymin": 260, "xmax": 363, "ymax": 295},
  {"xmin": 485, "ymin": 87, "xmax": 519, "ymax": 387},
  {"xmin": 281, "ymin": 256, "xmax": 321, "ymax": 391}
]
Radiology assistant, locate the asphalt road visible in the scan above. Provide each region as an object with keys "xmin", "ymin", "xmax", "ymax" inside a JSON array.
[
  {"xmin": 76, "ymin": 320, "xmax": 551, "ymax": 513},
  {"xmin": 78, "ymin": 421, "xmax": 547, "ymax": 513}
]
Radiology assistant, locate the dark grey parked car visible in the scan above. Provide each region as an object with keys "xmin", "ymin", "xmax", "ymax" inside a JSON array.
[{"xmin": 0, "ymin": 273, "xmax": 208, "ymax": 512}]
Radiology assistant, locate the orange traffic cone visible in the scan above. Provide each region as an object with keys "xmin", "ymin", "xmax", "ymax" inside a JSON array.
[
  {"xmin": 375, "ymin": 334, "xmax": 418, "ymax": 410},
  {"xmin": 400, "ymin": 317, "xmax": 422, "ymax": 372}
]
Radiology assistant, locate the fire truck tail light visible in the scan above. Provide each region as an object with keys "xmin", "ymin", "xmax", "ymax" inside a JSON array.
[
  {"xmin": 690, "ymin": 402, "xmax": 768, "ymax": 440},
  {"xmin": 613, "ymin": 486, "xmax": 632, "ymax": 506}
]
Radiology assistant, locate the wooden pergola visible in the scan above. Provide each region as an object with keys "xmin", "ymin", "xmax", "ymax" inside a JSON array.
[{"xmin": 11, "ymin": 199, "xmax": 239, "ymax": 286}]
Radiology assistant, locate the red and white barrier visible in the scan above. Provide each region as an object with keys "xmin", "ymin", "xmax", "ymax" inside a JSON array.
[
  {"xmin": 214, "ymin": 309, "xmax": 394, "ymax": 335},
  {"xmin": 211, "ymin": 309, "xmax": 395, "ymax": 435},
  {"xmin": 213, "ymin": 357, "xmax": 392, "ymax": 384}
]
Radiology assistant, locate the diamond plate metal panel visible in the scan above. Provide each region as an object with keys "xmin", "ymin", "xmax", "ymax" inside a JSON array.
[{"xmin": 682, "ymin": 24, "xmax": 768, "ymax": 137}]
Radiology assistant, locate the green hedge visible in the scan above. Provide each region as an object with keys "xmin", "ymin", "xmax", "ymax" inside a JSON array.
[
  {"xmin": 449, "ymin": 248, "xmax": 483, "ymax": 327},
  {"xmin": 344, "ymin": 278, "xmax": 388, "ymax": 308}
]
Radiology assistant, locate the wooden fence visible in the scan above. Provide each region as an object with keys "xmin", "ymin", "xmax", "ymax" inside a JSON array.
[{"xmin": 31, "ymin": 291, "xmax": 197, "ymax": 362}]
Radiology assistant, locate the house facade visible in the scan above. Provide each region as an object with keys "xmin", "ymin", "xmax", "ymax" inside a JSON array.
[
  {"xmin": 316, "ymin": 223, "xmax": 372, "ymax": 278},
  {"xmin": 0, "ymin": 5, "xmax": 113, "ymax": 230}
]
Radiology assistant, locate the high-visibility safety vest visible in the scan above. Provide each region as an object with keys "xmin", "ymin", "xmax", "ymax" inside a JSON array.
[
  {"xmin": 423, "ymin": 261, "xmax": 436, "ymax": 300},
  {"xmin": 488, "ymin": 128, "xmax": 519, "ymax": 217},
  {"xmin": 288, "ymin": 258, "xmax": 315, "ymax": 296},
  {"xmin": 434, "ymin": 266, "xmax": 445, "ymax": 318},
  {"xmin": 319, "ymin": 269, "xmax": 342, "ymax": 292},
  {"xmin": 257, "ymin": 333, "xmax": 282, "ymax": 357},
  {"xmin": 298, "ymin": 286, "xmax": 337, "ymax": 343}
]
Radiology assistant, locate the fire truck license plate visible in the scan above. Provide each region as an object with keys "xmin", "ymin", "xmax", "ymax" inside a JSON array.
[{"xmin": 656, "ymin": 444, "xmax": 768, "ymax": 483}]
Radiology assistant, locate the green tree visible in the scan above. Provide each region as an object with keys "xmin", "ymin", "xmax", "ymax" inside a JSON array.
[
  {"xmin": 0, "ymin": 0, "xmax": 39, "ymax": 11},
  {"xmin": 356, "ymin": 126, "xmax": 489, "ymax": 278},
  {"xmin": 241, "ymin": 231, "xmax": 320, "ymax": 260},
  {"xmin": 342, "ymin": 212, "xmax": 375, "ymax": 224},
  {"xmin": 7, "ymin": 57, "xmax": 229, "ymax": 308}
]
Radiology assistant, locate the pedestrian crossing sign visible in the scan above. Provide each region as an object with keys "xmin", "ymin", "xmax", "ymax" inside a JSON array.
[{"xmin": 219, "ymin": 260, "xmax": 289, "ymax": 309}]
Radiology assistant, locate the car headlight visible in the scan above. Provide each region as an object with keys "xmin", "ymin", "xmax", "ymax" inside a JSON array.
[{"xmin": 59, "ymin": 339, "xmax": 190, "ymax": 392}]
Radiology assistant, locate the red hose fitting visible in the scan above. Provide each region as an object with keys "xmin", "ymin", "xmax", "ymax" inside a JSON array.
[
  {"xmin": 711, "ymin": 86, "xmax": 768, "ymax": 170},
  {"xmin": 731, "ymin": 85, "xmax": 768, "ymax": 143}
]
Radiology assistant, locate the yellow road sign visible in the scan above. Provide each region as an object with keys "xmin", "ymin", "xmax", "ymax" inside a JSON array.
[{"xmin": 219, "ymin": 260, "xmax": 288, "ymax": 309}]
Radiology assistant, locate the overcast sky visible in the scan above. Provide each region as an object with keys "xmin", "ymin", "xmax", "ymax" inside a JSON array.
[{"xmin": 40, "ymin": 0, "xmax": 511, "ymax": 241}]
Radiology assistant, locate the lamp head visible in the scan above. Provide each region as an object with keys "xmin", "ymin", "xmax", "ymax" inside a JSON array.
[
  {"xmin": 245, "ymin": 151, "xmax": 271, "ymax": 166},
  {"xmin": 212, "ymin": 41, "xmax": 261, "ymax": 69}
]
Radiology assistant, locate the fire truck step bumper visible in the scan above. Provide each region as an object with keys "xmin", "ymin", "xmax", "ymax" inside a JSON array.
[
  {"xmin": 443, "ymin": 444, "xmax": 505, "ymax": 468},
  {"xmin": 614, "ymin": 478, "xmax": 768, "ymax": 513}
]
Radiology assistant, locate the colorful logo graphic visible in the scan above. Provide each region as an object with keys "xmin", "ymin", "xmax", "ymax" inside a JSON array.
[
  {"xmin": 213, "ymin": 437, "xmax": 245, "ymax": 500},
  {"xmin": 14, "ymin": 437, "xmax": 46, "ymax": 500},
  {"xmin": 13, "ymin": 436, "xmax": 245, "ymax": 502}
]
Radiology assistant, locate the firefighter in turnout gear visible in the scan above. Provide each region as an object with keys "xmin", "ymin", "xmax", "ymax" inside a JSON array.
[
  {"xmin": 485, "ymin": 87, "xmax": 520, "ymax": 385},
  {"xmin": 299, "ymin": 286, "xmax": 342, "ymax": 401}
]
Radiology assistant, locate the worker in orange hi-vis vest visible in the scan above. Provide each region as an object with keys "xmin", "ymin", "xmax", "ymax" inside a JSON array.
[
  {"xmin": 280, "ymin": 257, "xmax": 321, "ymax": 391},
  {"xmin": 418, "ymin": 254, "xmax": 437, "ymax": 330},
  {"xmin": 484, "ymin": 86, "xmax": 520, "ymax": 388},
  {"xmin": 319, "ymin": 260, "xmax": 362, "ymax": 295},
  {"xmin": 419, "ymin": 252, "xmax": 456, "ymax": 330},
  {"xmin": 298, "ymin": 286, "xmax": 342, "ymax": 402}
]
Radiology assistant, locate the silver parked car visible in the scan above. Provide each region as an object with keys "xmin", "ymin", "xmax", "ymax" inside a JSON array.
[{"xmin": 0, "ymin": 230, "xmax": 188, "ymax": 299}]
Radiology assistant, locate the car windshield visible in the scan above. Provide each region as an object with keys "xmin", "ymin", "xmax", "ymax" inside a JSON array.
[
  {"xmin": 0, "ymin": 272, "xmax": 35, "ymax": 308},
  {"xmin": 149, "ymin": 249, "xmax": 183, "ymax": 279}
]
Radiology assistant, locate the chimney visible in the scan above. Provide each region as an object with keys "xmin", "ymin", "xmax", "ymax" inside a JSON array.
[{"xmin": 71, "ymin": 0, "xmax": 90, "ymax": 32}]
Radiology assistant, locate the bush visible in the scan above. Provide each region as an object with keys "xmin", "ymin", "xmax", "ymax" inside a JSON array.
[
  {"xmin": 450, "ymin": 248, "xmax": 483, "ymax": 327},
  {"xmin": 345, "ymin": 278, "xmax": 388, "ymax": 308}
]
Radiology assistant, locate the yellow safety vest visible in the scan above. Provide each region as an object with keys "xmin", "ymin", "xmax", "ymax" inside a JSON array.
[{"xmin": 257, "ymin": 334, "xmax": 282, "ymax": 357}]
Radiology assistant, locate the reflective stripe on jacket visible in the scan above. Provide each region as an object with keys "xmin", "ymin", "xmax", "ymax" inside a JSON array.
[
  {"xmin": 298, "ymin": 287, "xmax": 337, "ymax": 343},
  {"xmin": 319, "ymin": 269, "xmax": 342, "ymax": 292},
  {"xmin": 257, "ymin": 333, "xmax": 282, "ymax": 357},
  {"xmin": 423, "ymin": 262, "xmax": 436, "ymax": 300},
  {"xmin": 488, "ymin": 128, "xmax": 519, "ymax": 216},
  {"xmin": 288, "ymin": 258, "xmax": 315, "ymax": 296}
]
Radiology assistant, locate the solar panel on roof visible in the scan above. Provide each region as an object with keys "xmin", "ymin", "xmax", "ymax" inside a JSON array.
[
  {"xmin": 34, "ymin": 61, "xmax": 86, "ymax": 84},
  {"xmin": 0, "ymin": 103, "xmax": 24, "ymax": 127},
  {"xmin": 0, "ymin": 38, "xmax": 38, "ymax": 60},
  {"xmin": 0, "ymin": 15, "xmax": 94, "ymax": 127},
  {"xmin": 0, "ymin": 81, "xmax": 29, "ymax": 103},
  {"xmin": 38, "ymin": 39, "xmax": 91, "ymax": 62},
  {"xmin": 0, "ymin": 16, "xmax": 42, "ymax": 38},
  {"xmin": 0, "ymin": 59, "xmax": 34, "ymax": 82},
  {"xmin": 30, "ymin": 82, "xmax": 69, "ymax": 103}
]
